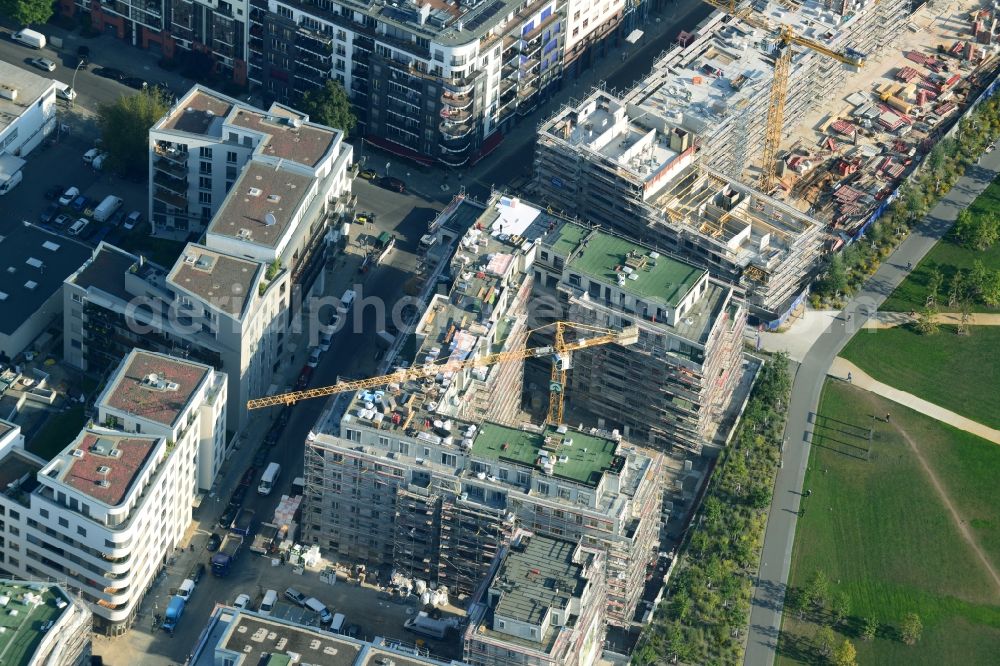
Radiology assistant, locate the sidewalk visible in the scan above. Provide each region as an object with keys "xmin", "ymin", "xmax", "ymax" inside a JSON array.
[
  {"xmin": 861, "ymin": 310, "xmax": 1000, "ymax": 328},
  {"xmin": 829, "ymin": 357, "xmax": 1000, "ymax": 445}
]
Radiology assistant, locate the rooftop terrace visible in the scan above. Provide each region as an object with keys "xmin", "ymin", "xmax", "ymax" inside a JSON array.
[
  {"xmin": 98, "ymin": 350, "xmax": 211, "ymax": 427},
  {"xmin": 48, "ymin": 431, "xmax": 161, "ymax": 506},
  {"xmin": 230, "ymin": 106, "xmax": 338, "ymax": 168},
  {"xmin": 0, "ymin": 581, "xmax": 71, "ymax": 666},
  {"xmin": 158, "ymin": 89, "xmax": 234, "ymax": 136},
  {"xmin": 167, "ymin": 244, "xmax": 262, "ymax": 318},
  {"xmin": 472, "ymin": 423, "xmax": 624, "ymax": 488},
  {"xmin": 493, "ymin": 535, "xmax": 587, "ymax": 626},
  {"xmin": 207, "ymin": 162, "xmax": 313, "ymax": 249}
]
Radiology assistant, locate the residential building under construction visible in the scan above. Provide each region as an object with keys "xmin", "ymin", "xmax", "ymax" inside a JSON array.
[
  {"xmin": 534, "ymin": 219, "xmax": 747, "ymax": 453},
  {"xmin": 534, "ymin": 90, "xmax": 823, "ymax": 321}
]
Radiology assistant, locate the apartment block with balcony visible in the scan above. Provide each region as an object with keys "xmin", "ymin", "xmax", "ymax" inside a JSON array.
[
  {"xmin": 534, "ymin": 219, "xmax": 746, "ymax": 453},
  {"xmin": 534, "ymin": 90, "xmax": 822, "ymax": 322},
  {"xmin": 64, "ymin": 0, "xmax": 173, "ymax": 55},
  {"xmin": 0, "ymin": 351, "xmax": 217, "ymax": 634},
  {"xmin": 171, "ymin": 0, "xmax": 251, "ymax": 84},
  {"xmin": 463, "ymin": 532, "xmax": 605, "ymax": 666},
  {"xmin": 247, "ymin": 0, "xmax": 571, "ymax": 168},
  {"xmin": 148, "ymin": 84, "xmax": 354, "ymax": 262},
  {"xmin": 93, "ymin": 349, "xmax": 227, "ymax": 491},
  {"xmin": 63, "ymin": 241, "xmax": 289, "ymax": 431}
]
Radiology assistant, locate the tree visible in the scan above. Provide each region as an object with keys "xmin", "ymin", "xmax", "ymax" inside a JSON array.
[
  {"xmin": 821, "ymin": 254, "xmax": 848, "ymax": 297},
  {"xmin": 831, "ymin": 591, "xmax": 851, "ymax": 626},
  {"xmin": 900, "ymin": 612, "xmax": 923, "ymax": 645},
  {"xmin": 0, "ymin": 0, "xmax": 54, "ymax": 26},
  {"xmin": 926, "ymin": 267, "xmax": 944, "ymax": 307},
  {"xmin": 815, "ymin": 626, "xmax": 837, "ymax": 657},
  {"xmin": 805, "ymin": 569, "xmax": 830, "ymax": 609},
  {"xmin": 97, "ymin": 89, "xmax": 171, "ymax": 179},
  {"xmin": 915, "ymin": 305, "xmax": 939, "ymax": 335},
  {"xmin": 862, "ymin": 616, "xmax": 879, "ymax": 641},
  {"xmin": 298, "ymin": 80, "xmax": 357, "ymax": 134},
  {"xmin": 948, "ymin": 269, "xmax": 966, "ymax": 307},
  {"xmin": 832, "ymin": 639, "xmax": 858, "ymax": 666}
]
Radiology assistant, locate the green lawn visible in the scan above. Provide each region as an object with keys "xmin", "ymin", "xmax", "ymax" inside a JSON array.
[
  {"xmin": 882, "ymin": 177, "xmax": 1000, "ymax": 313},
  {"xmin": 841, "ymin": 325, "xmax": 1000, "ymax": 430},
  {"xmin": 778, "ymin": 381, "xmax": 1000, "ymax": 666},
  {"xmin": 28, "ymin": 406, "xmax": 86, "ymax": 461}
]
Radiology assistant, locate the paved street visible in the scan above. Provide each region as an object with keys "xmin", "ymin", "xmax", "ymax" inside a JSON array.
[{"xmin": 743, "ymin": 149, "xmax": 1000, "ymax": 665}]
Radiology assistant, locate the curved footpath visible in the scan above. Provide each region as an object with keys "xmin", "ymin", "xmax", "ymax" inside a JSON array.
[{"xmin": 743, "ymin": 149, "xmax": 1000, "ymax": 666}]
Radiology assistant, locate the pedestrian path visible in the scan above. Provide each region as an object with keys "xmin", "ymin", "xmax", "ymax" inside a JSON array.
[
  {"xmin": 862, "ymin": 311, "xmax": 1000, "ymax": 328},
  {"xmin": 828, "ymin": 357, "xmax": 1000, "ymax": 445}
]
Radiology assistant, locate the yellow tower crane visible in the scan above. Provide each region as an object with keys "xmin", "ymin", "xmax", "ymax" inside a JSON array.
[
  {"xmin": 246, "ymin": 322, "xmax": 640, "ymax": 423},
  {"xmin": 699, "ymin": 1, "xmax": 866, "ymax": 192}
]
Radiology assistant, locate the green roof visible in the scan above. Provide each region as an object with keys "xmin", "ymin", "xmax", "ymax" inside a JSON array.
[
  {"xmin": 0, "ymin": 581, "xmax": 69, "ymax": 666},
  {"xmin": 551, "ymin": 225, "xmax": 707, "ymax": 308},
  {"xmin": 472, "ymin": 423, "xmax": 622, "ymax": 487}
]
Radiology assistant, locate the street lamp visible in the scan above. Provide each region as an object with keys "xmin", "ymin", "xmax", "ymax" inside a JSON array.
[
  {"xmin": 385, "ymin": 161, "xmax": 391, "ymax": 177},
  {"xmin": 70, "ymin": 60, "xmax": 85, "ymax": 110}
]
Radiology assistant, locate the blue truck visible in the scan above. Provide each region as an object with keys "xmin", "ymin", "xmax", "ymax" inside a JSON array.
[
  {"xmin": 211, "ymin": 533, "xmax": 243, "ymax": 577},
  {"xmin": 161, "ymin": 595, "xmax": 185, "ymax": 633}
]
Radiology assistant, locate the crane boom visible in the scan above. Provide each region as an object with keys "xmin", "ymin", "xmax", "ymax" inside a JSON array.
[{"xmin": 247, "ymin": 323, "xmax": 640, "ymax": 411}]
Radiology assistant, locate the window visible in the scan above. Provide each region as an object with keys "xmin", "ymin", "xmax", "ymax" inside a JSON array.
[
  {"xmin": 199, "ymin": 146, "xmax": 213, "ymax": 159},
  {"xmin": 379, "ymin": 435, "xmax": 391, "ymax": 447},
  {"xmin": 346, "ymin": 429, "xmax": 361, "ymax": 442},
  {"xmin": 517, "ymin": 471, "xmax": 530, "ymax": 485},
  {"xmin": 277, "ymin": 4, "xmax": 292, "ymax": 18},
  {"xmin": 58, "ymin": 517, "xmax": 68, "ymax": 528},
  {"xmin": 397, "ymin": 441, "xmax": 409, "ymax": 456},
  {"xmin": 199, "ymin": 176, "xmax": 212, "ymax": 190},
  {"xmin": 39, "ymin": 509, "xmax": 48, "ymax": 519},
  {"xmin": 537, "ymin": 481, "xmax": 550, "ymax": 494},
  {"xmin": 540, "ymin": 250, "xmax": 549, "ymax": 261},
  {"xmin": 198, "ymin": 192, "xmax": 212, "ymax": 205},
  {"xmin": 498, "ymin": 468, "xmax": 508, "ymax": 481},
  {"xmin": 226, "ymin": 150, "xmax": 238, "ymax": 164},
  {"xmin": 77, "ymin": 525, "xmax": 87, "ymax": 537},
  {"xmin": 441, "ymin": 452, "xmax": 457, "ymax": 467},
  {"xmin": 559, "ymin": 487, "xmax": 571, "ymax": 500},
  {"xmin": 199, "ymin": 161, "xmax": 212, "ymax": 174}
]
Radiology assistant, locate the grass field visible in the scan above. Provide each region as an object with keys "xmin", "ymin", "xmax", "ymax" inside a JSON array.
[
  {"xmin": 28, "ymin": 406, "xmax": 85, "ymax": 461},
  {"xmin": 841, "ymin": 325, "xmax": 1000, "ymax": 430},
  {"xmin": 882, "ymin": 177, "xmax": 1000, "ymax": 313},
  {"xmin": 778, "ymin": 381, "xmax": 1000, "ymax": 666}
]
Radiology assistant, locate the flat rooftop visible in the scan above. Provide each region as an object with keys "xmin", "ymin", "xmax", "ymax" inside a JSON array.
[
  {"xmin": 98, "ymin": 350, "xmax": 211, "ymax": 427},
  {"xmin": 167, "ymin": 244, "xmax": 262, "ymax": 318},
  {"xmin": 547, "ymin": 223, "xmax": 707, "ymax": 308},
  {"xmin": 218, "ymin": 613, "xmax": 360, "ymax": 666},
  {"xmin": 230, "ymin": 107, "xmax": 338, "ymax": 167},
  {"xmin": 158, "ymin": 88, "xmax": 234, "ymax": 136},
  {"xmin": 0, "ymin": 418, "xmax": 15, "ymax": 441},
  {"xmin": 0, "ymin": 581, "xmax": 71, "ymax": 666},
  {"xmin": 493, "ymin": 535, "xmax": 586, "ymax": 625},
  {"xmin": 68, "ymin": 243, "xmax": 137, "ymax": 302},
  {"xmin": 0, "ymin": 62, "xmax": 53, "ymax": 134},
  {"xmin": 471, "ymin": 424, "xmax": 624, "ymax": 488},
  {"xmin": 207, "ymin": 163, "xmax": 313, "ymax": 249},
  {"xmin": 0, "ymin": 225, "xmax": 93, "ymax": 336},
  {"xmin": 0, "ymin": 447, "xmax": 42, "ymax": 506},
  {"xmin": 48, "ymin": 431, "xmax": 160, "ymax": 506}
]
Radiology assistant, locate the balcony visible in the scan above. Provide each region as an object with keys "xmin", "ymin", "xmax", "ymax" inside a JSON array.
[
  {"xmin": 439, "ymin": 151, "xmax": 470, "ymax": 168},
  {"xmin": 441, "ymin": 90, "xmax": 473, "ymax": 111},
  {"xmin": 440, "ymin": 106, "xmax": 472, "ymax": 123},
  {"xmin": 153, "ymin": 156, "xmax": 186, "ymax": 178},
  {"xmin": 153, "ymin": 187, "xmax": 188, "ymax": 209},
  {"xmin": 153, "ymin": 172, "xmax": 187, "ymax": 194},
  {"xmin": 439, "ymin": 137, "xmax": 471, "ymax": 153},
  {"xmin": 439, "ymin": 120, "xmax": 475, "ymax": 139},
  {"xmin": 153, "ymin": 144, "xmax": 188, "ymax": 165},
  {"xmin": 443, "ymin": 75, "xmax": 476, "ymax": 94}
]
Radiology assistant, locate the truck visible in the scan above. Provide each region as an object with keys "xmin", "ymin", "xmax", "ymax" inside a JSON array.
[
  {"xmin": 403, "ymin": 611, "xmax": 452, "ymax": 640},
  {"xmin": 230, "ymin": 507, "xmax": 256, "ymax": 537},
  {"xmin": 211, "ymin": 533, "xmax": 243, "ymax": 576},
  {"xmin": 92, "ymin": 195, "xmax": 123, "ymax": 223},
  {"xmin": 372, "ymin": 231, "xmax": 396, "ymax": 265},
  {"xmin": 161, "ymin": 595, "xmax": 185, "ymax": 633},
  {"xmin": 250, "ymin": 522, "xmax": 279, "ymax": 555}
]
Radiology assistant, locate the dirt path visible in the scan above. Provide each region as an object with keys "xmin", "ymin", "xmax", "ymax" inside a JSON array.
[
  {"xmin": 894, "ymin": 423, "xmax": 1000, "ymax": 598},
  {"xmin": 863, "ymin": 311, "xmax": 1000, "ymax": 329}
]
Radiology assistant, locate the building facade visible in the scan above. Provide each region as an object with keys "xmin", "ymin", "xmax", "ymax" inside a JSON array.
[
  {"xmin": 463, "ymin": 532, "xmax": 605, "ymax": 666},
  {"xmin": 0, "ymin": 350, "xmax": 220, "ymax": 634},
  {"xmin": 535, "ymin": 220, "xmax": 746, "ymax": 453}
]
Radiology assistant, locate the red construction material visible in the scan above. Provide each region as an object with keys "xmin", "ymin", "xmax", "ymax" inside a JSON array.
[
  {"xmin": 906, "ymin": 51, "xmax": 928, "ymax": 65},
  {"xmin": 831, "ymin": 119, "xmax": 857, "ymax": 137},
  {"xmin": 896, "ymin": 66, "xmax": 920, "ymax": 82}
]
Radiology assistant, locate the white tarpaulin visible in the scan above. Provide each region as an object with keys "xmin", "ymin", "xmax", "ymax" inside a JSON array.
[{"xmin": 626, "ymin": 29, "xmax": 644, "ymax": 44}]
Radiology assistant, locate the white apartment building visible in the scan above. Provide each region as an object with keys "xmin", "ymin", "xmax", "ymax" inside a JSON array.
[
  {"xmin": 0, "ymin": 62, "xmax": 60, "ymax": 195},
  {"xmin": 63, "ymin": 241, "xmax": 289, "ymax": 431},
  {"xmin": 94, "ymin": 349, "xmax": 227, "ymax": 491},
  {"xmin": 149, "ymin": 84, "xmax": 354, "ymax": 257},
  {"xmin": 0, "ymin": 578, "xmax": 92, "ymax": 666},
  {"xmin": 0, "ymin": 352, "xmax": 220, "ymax": 634}
]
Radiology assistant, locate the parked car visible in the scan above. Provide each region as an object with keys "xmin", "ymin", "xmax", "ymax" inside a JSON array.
[
  {"xmin": 206, "ymin": 533, "xmax": 222, "ymax": 552},
  {"xmin": 67, "ymin": 218, "xmax": 88, "ymax": 236},
  {"xmin": 345, "ymin": 624, "xmax": 361, "ymax": 638},
  {"xmin": 75, "ymin": 45, "xmax": 90, "ymax": 67},
  {"xmin": 258, "ymin": 590, "xmax": 277, "ymax": 616},
  {"xmin": 52, "ymin": 214, "xmax": 70, "ymax": 228},
  {"xmin": 188, "ymin": 562, "xmax": 206, "ymax": 584},
  {"xmin": 29, "ymin": 57, "xmax": 56, "ymax": 72},
  {"xmin": 359, "ymin": 168, "xmax": 378, "ymax": 180},
  {"xmin": 123, "ymin": 210, "xmax": 142, "ymax": 230},
  {"xmin": 319, "ymin": 330, "xmax": 334, "ymax": 352},
  {"xmin": 354, "ymin": 211, "xmax": 375, "ymax": 225},
  {"xmin": 218, "ymin": 504, "xmax": 239, "ymax": 529},
  {"xmin": 295, "ymin": 365, "xmax": 312, "ymax": 390},
  {"xmin": 56, "ymin": 87, "xmax": 77, "ymax": 101},
  {"xmin": 58, "ymin": 186, "xmax": 80, "ymax": 206},
  {"xmin": 239, "ymin": 466, "xmax": 258, "ymax": 488},
  {"xmin": 70, "ymin": 195, "xmax": 89, "ymax": 212},
  {"xmin": 94, "ymin": 67, "xmax": 126, "ymax": 81},
  {"xmin": 39, "ymin": 203, "xmax": 59, "ymax": 224},
  {"xmin": 83, "ymin": 148, "xmax": 101, "ymax": 164},
  {"xmin": 284, "ymin": 588, "xmax": 307, "ymax": 607},
  {"xmin": 122, "ymin": 76, "xmax": 148, "ymax": 91},
  {"xmin": 233, "ymin": 593, "xmax": 251, "ymax": 610},
  {"xmin": 306, "ymin": 346, "xmax": 322, "ymax": 368},
  {"xmin": 229, "ymin": 484, "xmax": 247, "ymax": 507},
  {"xmin": 378, "ymin": 176, "xmax": 406, "ymax": 193}
]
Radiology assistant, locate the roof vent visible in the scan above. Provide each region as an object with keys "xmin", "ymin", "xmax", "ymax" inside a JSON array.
[
  {"xmin": 71, "ymin": 449, "xmax": 85, "ymax": 459},
  {"xmin": 183, "ymin": 254, "xmax": 196, "ymax": 265},
  {"xmin": 24, "ymin": 281, "xmax": 37, "ymax": 290},
  {"xmin": 238, "ymin": 228, "xmax": 253, "ymax": 240},
  {"xmin": 109, "ymin": 449, "xmax": 122, "ymax": 458},
  {"xmin": 0, "ymin": 292, "xmax": 7, "ymax": 301},
  {"xmin": 25, "ymin": 257, "xmax": 43, "ymax": 269},
  {"xmin": 266, "ymin": 194, "xmax": 281, "ymax": 203},
  {"xmin": 247, "ymin": 187, "xmax": 262, "ymax": 197},
  {"xmin": 42, "ymin": 241, "xmax": 60, "ymax": 251},
  {"xmin": 97, "ymin": 479, "xmax": 110, "ymax": 488},
  {"xmin": 97, "ymin": 465, "xmax": 111, "ymax": 475}
]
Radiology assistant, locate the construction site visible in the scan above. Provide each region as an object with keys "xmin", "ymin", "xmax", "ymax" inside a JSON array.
[{"xmin": 535, "ymin": 0, "xmax": 1000, "ymax": 324}]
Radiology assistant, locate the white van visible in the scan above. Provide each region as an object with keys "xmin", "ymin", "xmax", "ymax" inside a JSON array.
[
  {"xmin": 337, "ymin": 289, "xmax": 356, "ymax": 314},
  {"xmin": 93, "ymin": 195, "xmax": 123, "ymax": 222},
  {"xmin": 304, "ymin": 597, "xmax": 332, "ymax": 624},
  {"xmin": 12, "ymin": 29, "xmax": 45, "ymax": 49},
  {"xmin": 177, "ymin": 578, "xmax": 196, "ymax": 601},
  {"xmin": 0, "ymin": 170, "xmax": 23, "ymax": 195},
  {"xmin": 258, "ymin": 462, "xmax": 281, "ymax": 495},
  {"xmin": 329, "ymin": 612, "xmax": 346, "ymax": 634},
  {"xmin": 258, "ymin": 589, "xmax": 277, "ymax": 616}
]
